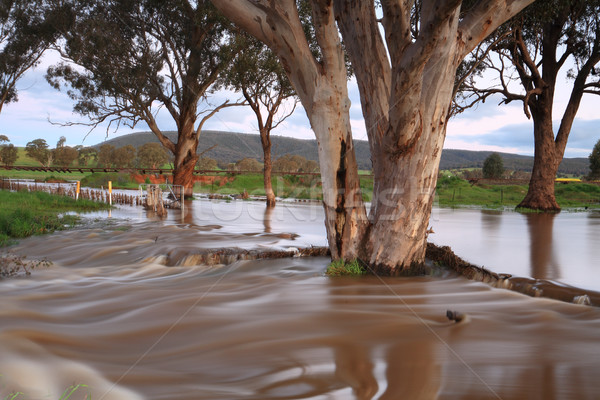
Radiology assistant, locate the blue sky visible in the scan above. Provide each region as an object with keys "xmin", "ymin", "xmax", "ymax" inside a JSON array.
[{"xmin": 1, "ymin": 51, "xmax": 599, "ymax": 159}]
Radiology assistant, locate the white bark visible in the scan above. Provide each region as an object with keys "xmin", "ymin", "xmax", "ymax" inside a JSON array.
[{"xmin": 212, "ymin": 0, "xmax": 536, "ymax": 272}]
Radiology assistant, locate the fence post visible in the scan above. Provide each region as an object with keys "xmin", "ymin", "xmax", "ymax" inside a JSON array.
[{"xmin": 108, "ymin": 181, "xmax": 112, "ymax": 205}]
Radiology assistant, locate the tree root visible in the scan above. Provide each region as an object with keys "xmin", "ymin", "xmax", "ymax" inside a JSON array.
[
  {"xmin": 153, "ymin": 242, "xmax": 598, "ymax": 307},
  {"xmin": 426, "ymin": 242, "xmax": 599, "ymax": 307}
]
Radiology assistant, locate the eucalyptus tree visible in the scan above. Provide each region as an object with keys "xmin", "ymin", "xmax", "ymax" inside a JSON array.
[
  {"xmin": 589, "ymin": 139, "xmax": 600, "ymax": 180},
  {"xmin": 220, "ymin": 36, "xmax": 297, "ymax": 207},
  {"xmin": 457, "ymin": 0, "xmax": 600, "ymax": 211},
  {"xmin": 0, "ymin": 134, "xmax": 17, "ymax": 166},
  {"xmin": 47, "ymin": 0, "xmax": 241, "ymax": 195},
  {"xmin": 0, "ymin": 0, "xmax": 68, "ymax": 114},
  {"xmin": 25, "ymin": 138, "xmax": 51, "ymax": 166},
  {"xmin": 211, "ymin": 0, "xmax": 535, "ymax": 274}
]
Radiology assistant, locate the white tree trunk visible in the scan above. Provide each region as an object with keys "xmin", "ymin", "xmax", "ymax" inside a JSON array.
[
  {"xmin": 308, "ymin": 89, "xmax": 367, "ymax": 260},
  {"xmin": 211, "ymin": 0, "xmax": 535, "ymax": 273}
]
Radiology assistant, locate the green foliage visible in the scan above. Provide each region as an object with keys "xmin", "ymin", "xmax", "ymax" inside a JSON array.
[
  {"xmin": 78, "ymin": 146, "xmax": 97, "ymax": 166},
  {"xmin": 0, "ymin": 0, "xmax": 68, "ymax": 113},
  {"xmin": 112, "ymin": 145, "xmax": 136, "ymax": 168},
  {"xmin": 482, "ymin": 153, "xmax": 504, "ymax": 179},
  {"xmin": 96, "ymin": 144, "xmax": 115, "ymax": 167},
  {"xmin": 46, "ymin": 0, "xmax": 240, "ymax": 174},
  {"xmin": 589, "ymin": 139, "xmax": 600, "ymax": 179},
  {"xmin": 325, "ymin": 259, "xmax": 367, "ymax": 277},
  {"xmin": 273, "ymin": 154, "xmax": 319, "ymax": 173},
  {"xmin": 25, "ymin": 138, "xmax": 50, "ymax": 166},
  {"xmin": 0, "ymin": 143, "xmax": 18, "ymax": 166},
  {"xmin": 53, "ymin": 145, "xmax": 79, "ymax": 166},
  {"xmin": 235, "ymin": 157, "xmax": 263, "ymax": 172},
  {"xmin": 197, "ymin": 156, "xmax": 218, "ymax": 170},
  {"xmin": 137, "ymin": 142, "xmax": 168, "ymax": 168},
  {"xmin": 0, "ymin": 190, "xmax": 109, "ymax": 246}
]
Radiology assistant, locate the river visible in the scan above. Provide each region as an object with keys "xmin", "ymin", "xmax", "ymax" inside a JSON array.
[{"xmin": 1, "ymin": 199, "xmax": 599, "ymax": 399}]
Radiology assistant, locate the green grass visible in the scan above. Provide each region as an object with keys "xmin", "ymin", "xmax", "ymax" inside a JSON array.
[
  {"xmin": 325, "ymin": 259, "xmax": 367, "ymax": 276},
  {"xmin": 436, "ymin": 175, "xmax": 600, "ymax": 209},
  {"xmin": 15, "ymin": 147, "xmax": 42, "ymax": 166},
  {"xmin": 0, "ymin": 169, "xmax": 88, "ymax": 181},
  {"xmin": 0, "ymin": 190, "xmax": 110, "ymax": 246}
]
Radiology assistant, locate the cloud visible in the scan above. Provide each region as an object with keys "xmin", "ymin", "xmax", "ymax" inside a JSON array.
[{"xmin": 446, "ymin": 117, "xmax": 600, "ymax": 158}]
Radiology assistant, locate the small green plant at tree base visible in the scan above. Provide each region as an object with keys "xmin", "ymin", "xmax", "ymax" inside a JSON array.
[{"xmin": 325, "ymin": 259, "xmax": 367, "ymax": 277}]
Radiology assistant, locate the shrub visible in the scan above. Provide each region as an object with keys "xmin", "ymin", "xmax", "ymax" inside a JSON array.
[
  {"xmin": 482, "ymin": 153, "xmax": 504, "ymax": 179},
  {"xmin": 325, "ymin": 259, "xmax": 367, "ymax": 276}
]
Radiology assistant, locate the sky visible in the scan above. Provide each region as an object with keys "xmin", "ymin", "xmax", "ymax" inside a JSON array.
[{"xmin": 1, "ymin": 50, "xmax": 600, "ymax": 159}]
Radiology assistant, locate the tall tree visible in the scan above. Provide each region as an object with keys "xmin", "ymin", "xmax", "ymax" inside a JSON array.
[
  {"xmin": 97, "ymin": 143, "xmax": 115, "ymax": 168},
  {"xmin": 0, "ymin": 0, "xmax": 69, "ymax": 114},
  {"xmin": 46, "ymin": 0, "xmax": 241, "ymax": 195},
  {"xmin": 220, "ymin": 35, "xmax": 297, "ymax": 207},
  {"xmin": 52, "ymin": 135, "xmax": 78, "ymax": 166},
  {"xmin": 0, "ymin": 134, "xmax": 17, "ymax": 166},
  {"xmin": 112, "ymin": 145, "xmax": 136, "ymax": 168},
  {"xmin": 137, "ymin": 142, "xmax": 169, "ymax": 169},
  {"xmin": 25, "ymin": 138, "xmax": 51, "ymax": 166},
  {"xmin": 77, "ymin": 146, "xmax": 97, "ymax": 166},
  {"xmin": 211, "ymin": 0, "xmax": 534, "ymax": 273},
  {"xmin": 589, "ymin": 138, "xmax": 600, "ymax": 180},
  {"xmin": 457, "ymin": 0, "xmax": 600, "ymax": 211},
  {"xmin": 482, "ymin": 153, "xmax": 505, "ymax": 179}
]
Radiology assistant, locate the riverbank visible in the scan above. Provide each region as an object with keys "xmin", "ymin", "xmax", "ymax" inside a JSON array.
[{"xmin": 0, "ymin": 190, "xmax": 110, "ymax": 247}]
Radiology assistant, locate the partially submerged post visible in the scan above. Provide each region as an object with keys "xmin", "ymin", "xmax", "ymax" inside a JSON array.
[{"xmin": 144, "ymin": 184, "xmax": 167, "ymax": 217}]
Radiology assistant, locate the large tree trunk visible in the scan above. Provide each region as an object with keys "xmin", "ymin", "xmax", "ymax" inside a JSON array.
[
  {"xmin": 518, "ymin": 92, "xmax": 562, "ymax": 211},
  {"xmin": 335, "ymin": 1, "xmax": 459, "ymax": 273},
  {"xmin": 260, "ymin": 129, "xmax": 276, "ymax": 208},
  {"xmin": 172, "ymin": 120, "xmax": 199, "ymax": 197},
  {"xmin": 518, "ymin": 121, "xmax": 561, "ymax": 211},
  {"xmin": 310, "ymin": 101, "xmax": 368, "ymax": 261},
  {"xmin": 210, "ymin": 0, "xmax": 534, "ymax": 272}
]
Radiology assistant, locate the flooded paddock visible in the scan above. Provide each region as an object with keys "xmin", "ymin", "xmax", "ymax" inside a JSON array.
[{"xmin": 1, "ymin": 199, "xmax": 600, "ymax": 399}]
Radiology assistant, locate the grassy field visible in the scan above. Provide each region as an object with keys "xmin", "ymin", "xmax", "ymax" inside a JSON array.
[
  {"xmin": 435, "ymin": 175, "xmax": 600, "ymax": 209},
  {"xmin": 0, "ymin": 190, "xmax": 110, "ymax": 246}
]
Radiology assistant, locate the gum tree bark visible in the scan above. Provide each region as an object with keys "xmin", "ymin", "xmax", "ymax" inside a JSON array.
[{"xmin": 211, "ymin": 0, "xmax": 535, "ymax": 272}]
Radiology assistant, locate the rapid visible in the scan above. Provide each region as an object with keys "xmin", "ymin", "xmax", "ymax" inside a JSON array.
[{"xmin": 1, "ymin": 199, "xmax": 599, "ymax": 399}]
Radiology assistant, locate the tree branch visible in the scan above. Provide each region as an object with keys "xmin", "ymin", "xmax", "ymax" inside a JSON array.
[{"xmin": 458, "ymin": 0, "xmax": 535, "ymax": 58}]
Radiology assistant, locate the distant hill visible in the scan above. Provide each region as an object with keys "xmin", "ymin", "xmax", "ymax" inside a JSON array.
[{"xmin": 95, "ymin": 130, "xmax": 590, "ymax": 176}]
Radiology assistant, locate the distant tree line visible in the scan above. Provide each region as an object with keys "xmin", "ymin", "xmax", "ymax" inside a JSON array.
[{"xmin": 13, "ymin": 136, "xmax": 321, "ymax": 175}]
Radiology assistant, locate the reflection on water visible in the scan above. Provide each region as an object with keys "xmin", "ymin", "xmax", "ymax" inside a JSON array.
[
  {"xmin": 430, "ymin": 208, "xmax": 600, "ymax": 291},
  {"xmin": 526, "ymin": 213, "xmax": 560, "ymax": 280},
  {"xmin": 1, "ymin": 201, "xmax": 600, "ymax": 398}
]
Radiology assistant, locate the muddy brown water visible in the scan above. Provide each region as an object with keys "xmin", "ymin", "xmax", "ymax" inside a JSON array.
[{"xmin": 1, "ymin": 199, "xmax": 600, "ymax": 399}]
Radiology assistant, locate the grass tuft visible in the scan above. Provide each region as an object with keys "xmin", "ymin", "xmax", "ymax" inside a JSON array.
[{"xmin": 325, "ymin": 259, "xmax": 367, "ymax": 277}]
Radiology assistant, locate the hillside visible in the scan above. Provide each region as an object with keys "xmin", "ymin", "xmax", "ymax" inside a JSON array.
[{"xmin": 95, "ymin": 130, "xmax": 590, "ymax": 175}]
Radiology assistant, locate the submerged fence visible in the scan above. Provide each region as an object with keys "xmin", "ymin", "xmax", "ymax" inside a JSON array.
[{"xmin": 0, "ymin": 179, "xmax": 139, "ymax": 206}]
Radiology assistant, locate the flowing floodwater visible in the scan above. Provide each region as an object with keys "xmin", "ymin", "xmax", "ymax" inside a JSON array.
[{"xmin": 1, "ymin": 199, "xmax": 600, "ymax": 399}]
